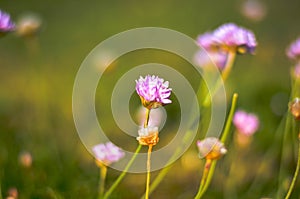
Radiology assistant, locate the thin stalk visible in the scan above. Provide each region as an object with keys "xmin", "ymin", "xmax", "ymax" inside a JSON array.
[
  {"xmin": 99, "ymin": 165, "xmax": 107, "ymax": 199},
  {"xmin": 145, "ymin": 144, "xmax": 153, "ymax": 199},
  {"xmin": 195, "ymin": 160, "xmax": 217, "ymax": 199},
  {"xmin": 221, "ymin": 51, "xmax": 236, "ymax": 81},
  {"xmin": 141, "ymin": 131, "xmax": 194, "ymax": 199},
  {"xmin": 195, "ymin": 159, "xmax": 212, "ymax": 199},
  {"xmin": 202, "ymin": 51, "xmax": 237, "ymax": 107},
  {"xmin": 194, "ymin": 93, "xmax": 238, "ymax": 199},
  {"xmin": 276, "ymin": 114, "xmax": 292, "ymax": 199},
  {"xmin": 103, "ymin": 144, "xmax": 142, "ymax": 199},
  {"xmin": 144, "ymin": 108, "xmax": 150, "ymax": 128},
  {"xmin": 284, "ymin": 136, "xmax": 300, "ymax": 199},
  {"xmin": 141, "ymin": 165, "xmax": 172, "ymax": 199},
  {"xmin": 221, "ymin": 93, "xmax": 238, "ymax": 143}
]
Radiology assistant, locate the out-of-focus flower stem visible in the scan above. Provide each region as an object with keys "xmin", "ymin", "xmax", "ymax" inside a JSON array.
[
  {"xmin": 0, "ymin": 181, "xmax": 2, "ymax": 199},
  {"xmin": 284, "ymin": 135, "xmax": 300, "ymax": 199},
  {"xmin": 194, "ymin": 93, "xmax": 238, "ymax": 199},
  {"xmin": 195, "ymin": 159, "xmax": 212, "ymax": 199},
  {"xmin": 98, "ymin": 165, "xmax": 107, "ymax": 199},
  {"xmin": 103, "ymin": 144, "xmax": 142, "ymax": 199},
  {"xmin": 195, "ymin": 160, "xmax": 217, "ymax": 199},
  {"xmin": 221, "ymin": 51, "xmax": 236, "ymax": 81},
  {"xmin": 145, "ymin": 144, "xmax": 153, "ymax": 199},
  {"xmin": 202, "ymin": 51, "xmax": 236, "ymax": 107}
]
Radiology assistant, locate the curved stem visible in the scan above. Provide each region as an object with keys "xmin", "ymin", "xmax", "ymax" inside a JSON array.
[
  {"xmin": 103, "ymin": 144, "xmax": 142, "ymax": 199},
  {"xmin": 195, "ymin": 160, "xmax": 217, "ymax": 199},
  {"xmin": 284, "ymin": 137, "xmax": 300, "ymax": 199},
  {"xmin": 221, "ymin": 51, "xmax": 236, "ymax": 81},
  {"xmin": 195, "ymin": 159, "xmax": 212, "ymax": 199},
  {"xmin": 194, "ymin": 93, "xmax": 238, "ymax": 199},
  {"xmin": 99, "ymin": 165, "xmax": 107, "ymax": 199},
  {"xmin": 221, "ymin": 93, "xmax": 238, "ymax": 143},
  {"xmin": 145, "ymin": 145, "xmax": 153, "ymax": 199},
  {"xmin": 202, "ymin": 51, "xmax": 236, "ymax": 107}
]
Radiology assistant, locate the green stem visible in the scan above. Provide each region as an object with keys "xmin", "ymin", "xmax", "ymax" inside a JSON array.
[
  {"xmin": 221, "ymin": 93, "xmax": 238, "ymax": 143},
  {"xmin": 145, "ymin": 145, "xmax": 153, "ymax": 199},
  {"xmin": 195, "ymin": 160, "xmax": 217, "ymax": 199},
  {"xmin": 284, "ymin": 136, "xmax": 300, "ymax": 199},
  {"xmin": 202, "ymin": 51, "xmax": 236, "ymax": 107},
  {"xmin": 99, "ymin": 165, "xmax": 107, "ymax": 199},
  {"xmin": 141, "ymin": 165, "xmax": 172, "ymax": 199},
  {"xmin": 194, "ymin": 93, "xmax": 238, "ymax": 199},
  {"xmin": 195, "ymin": 159, "xmax": 212, "ymax": 199},
  {"xmin": 103, "ymin": 144, "xmax": 142, "ymax": 199},
  {"xmin": 276, "ymin": 114, "xmax": 292, "ymax": 199}
]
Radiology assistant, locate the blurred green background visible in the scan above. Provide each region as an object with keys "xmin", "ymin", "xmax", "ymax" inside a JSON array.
[{"xmin": 1, "ymin": 0, "xmax": 300, "ymax": 198}]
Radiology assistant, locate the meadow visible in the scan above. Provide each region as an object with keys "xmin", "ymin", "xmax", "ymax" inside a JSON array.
[{"xmin": 1, "ymin": 0, "xmax": 300, "ymax": 198}]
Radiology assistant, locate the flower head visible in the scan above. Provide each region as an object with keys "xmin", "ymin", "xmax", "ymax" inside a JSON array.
[
  {"xmin": 287, "ymin": 37, "xmax": 300, "ymax": 60},
  {"xmin": 197, "ymin": 137, "xmax": 227, "ymax": 160},
  {"xmin": 214, "ymin": 23, "xmax": 257, "ymax": 54},
  {"xmin": 135, "ymin": 75, "xmax": 172, "ymax": 109},
  {"xmin": 233, "ymin": 110, "xmax": 259, "ymax": 136},
  {"xmin": 16, "ymin": 13, "xmax": 42, "ymax": 38},
  {"xmin": 0, "ymin": 10, "xmax": 15, "ymax": 33},
  {"xmin": 92, "ymin": 142, "xmax": 125, "ymax": 166},
  {"xmin": 240, "ymin": 0, "xmax": 267, "ymax": 22},
  {"xmin": 137, "ymin": 126, "xmax": 159, "ymax": 146},
  {"xmin": 196, "ymin": 23, "xmax": 257, "ymax": 54},
  {"xmin": 18, "ymin": 151, "xmax": 32, "ymax": 168},
  {"xmin": 289, "ymin": 98, "xmax": 300, "ymax": 120}
]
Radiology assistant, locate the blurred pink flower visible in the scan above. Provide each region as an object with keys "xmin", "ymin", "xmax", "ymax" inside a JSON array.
[
  {"xmin": 0, "ymin": 10, "xmax": 15, "ymax": 33},
  {"xmin": 287, "ymin": 37, "xmax": 300, "ymax": 60},
  {"xmin": 241, "ymin": 0, "xmax": 267, "ymax": 22},
  {"xmin": 233, "ymin": 110, "xmax": 259, "ymax": 136},
  {"xmin": 92, "ymin": 142, "xmax": 125, "ymax": 165},
  {"xmin": 197, "ymin": 137, "xmax": 227, "ymax": 160},
  {"xmin": 196, "ymin": 23, "xmax": 257, "ymax": 54},
  {"xmin": 18, "ymin": 151, "xmax": 32, "ymax": 168}
]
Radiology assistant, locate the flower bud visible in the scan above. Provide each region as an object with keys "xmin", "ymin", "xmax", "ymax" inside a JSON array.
[
  {"xmin": 197, "ymin": 137, "xmax": 227, "ymax": 160},
  {"xmin": 18, "ymin": 151, "xmax": 32, "ymax": 168},
  {"xmin": 16, "ymin": 13, "xmax": 42, "ymax": 38},
  {"xmin": 137, "ymin": 126, "xmax": 159, "ymax": 146},
  {"xmin": 289, "ymin": 98, "xmax": 300, "ymax": 120}
]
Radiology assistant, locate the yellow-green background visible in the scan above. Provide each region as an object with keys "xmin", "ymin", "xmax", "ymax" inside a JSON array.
[{"xmin": 0, "ymin": 0, "xmax": 300, "ymax": 198}]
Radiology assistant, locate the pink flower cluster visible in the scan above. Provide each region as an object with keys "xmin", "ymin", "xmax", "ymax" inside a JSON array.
[
  {"xmin": 287, "ymin": 38, "xmax": 300, "ymax": 60},
  {"xmin": 195, "ymin": 23, "xmax": 257, "ymax": 70},
  {"xmin": 135, "ymin": 75, "xmax": 172, "ymax": 108},
  {"xmin": 197, "ymin": 23, "xmax": 257, "ymax": 54},
  {"xmin": 92, "ymin": 142, "xmax": 125, "ymax": 165},
  {"xmin": 233, "ymin": 110, "xmax": 259, "ymax": 136},
  {"xmin": 0, "ymin": 10, "xmax": 15, "ymax": 33}
]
